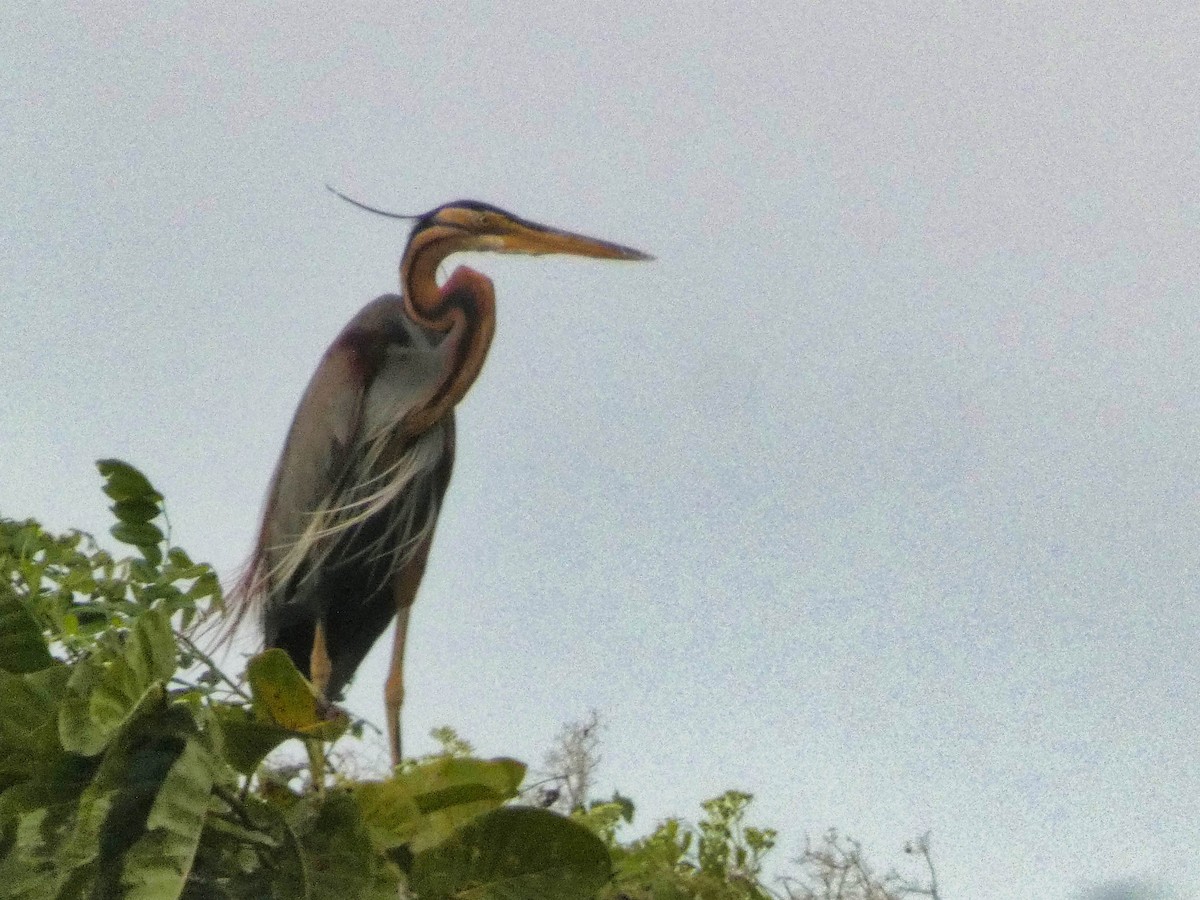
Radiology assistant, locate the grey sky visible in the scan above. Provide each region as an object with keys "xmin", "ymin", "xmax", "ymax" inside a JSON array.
[{"xmin": 4, "ymin": 4, "xmax": 1198, "ymax": 898}]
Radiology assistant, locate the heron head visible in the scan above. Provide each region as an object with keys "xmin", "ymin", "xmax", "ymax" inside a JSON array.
[
  {"xmin": 424, "ymin": 200, "xmax": 653, "ymax": 261},
  {"xmin": 325, "ymin": 186, "xmax": 652, "ymax": 263}
]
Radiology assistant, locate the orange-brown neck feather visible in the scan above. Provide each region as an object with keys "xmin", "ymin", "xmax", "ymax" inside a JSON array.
[{"xmin": 398, "ymin": 225, "xmax": 496, "ymax": 434}]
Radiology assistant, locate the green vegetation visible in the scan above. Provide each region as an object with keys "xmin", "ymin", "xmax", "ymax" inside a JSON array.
[{"xmin": 0, "ymin": 461, "xmax": 938, "ymax": 899}]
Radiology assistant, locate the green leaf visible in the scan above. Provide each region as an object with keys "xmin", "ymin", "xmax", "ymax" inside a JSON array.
[
  {"xmin": 120, "ymin": 738, "xmax": 216, "ymax": 900},
  {"xmin": 352, "ymin": 779, "xmax": 422, "ymax": 850},
  {"xmin": 129, "ymin": 558, "xmax": 160, "ymax": 582},
  {"xmin": 0, "ymin": 665, "xmax": 70, "ymax": 780},
  {"xmin": 58, "ymin": 609, "xmax": 176, "ymax": 755},
  {"xmin": 246, "ymin": 649, "xmax": 348, "ymax": 741},
  {"xmin": 184, "ymin": 571, "xmax": 222, "ymax": 604},
  {"xmin": 0, "ymin": 806, "xmax": 77, "ymax": 899},
  {"xmin": 60, "ymin": 678, "xmax": 165, "ymax": 757},
  {"xmin": 260, "ymin": 793, "xmax": 312, "ymax": 900},
  {"xmin": 0, "ymin": 597, "xmax": 54, "ymax": 673},
  {"xmin": 57, "ymin": 657, "xmax": 107, "ymax": 756},
  {"xmin": 97, "ymin": 459, "xmax": 163, "ymax": 504},
  {"xmin": 81, "ymin": 731, "xmax": 188, "ymax": 897},
  {"xmin": 110, "ymin": 520, "xmax": 165, "ymax": 549},
  {"xmin": 111, "ymin": 498, "xmax": 162, "ymax": 525},
  {"xmin": 211, "ymin": 705, "xmax": 297, "ymax": 775},
  {"xmin": 292, "ymin": 792, "xmax": 396, "ymax": 900},
  {"xmin": 355, "ymin": 757, "xmax": 525, "ymax": 853},
  {"xmin": 126, "ymin": 606, "xmax": 176, "ymax": 685},
  {"xmin": 409, "ymin": 806, "xmax": 611, "ymax": 900},
  {"xmin": 407, "ymin": 757, "xmax": 527, "ymax": 815}
]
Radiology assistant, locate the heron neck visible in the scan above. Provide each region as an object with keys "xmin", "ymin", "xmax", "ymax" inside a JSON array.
[
  {"xmin": 400, "ymin": 230, "xmax": 465, "ymax": 330},
  {"xmin": 398, "ymin": 235, "xmax": 495, "ymax": 433}
]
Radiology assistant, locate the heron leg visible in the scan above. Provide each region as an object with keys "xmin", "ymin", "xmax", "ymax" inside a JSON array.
[
  {"xmin": 309, "ymin": 618, "xmax": 334, "ymax": 703},
  {"xmin": 385, "ymin": 540, "xmax": 433, "ymax": 768},
  {"xmin": 384, "ymin": 605, "xmax": 411, "ymax": 768},
  {"xmin": 308, "ymin": 620, "xmax": 333, "ymax": 790}
]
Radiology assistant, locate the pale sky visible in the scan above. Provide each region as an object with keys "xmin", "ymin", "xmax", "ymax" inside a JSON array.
[{"xmin": 4, "ymin": 4, "xmax": 1198, "ymax": 899}]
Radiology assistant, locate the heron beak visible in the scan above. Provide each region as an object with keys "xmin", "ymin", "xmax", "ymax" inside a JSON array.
[{"xmin": 496, "ymin": 220, "xmax": 654, "ymax": 261}]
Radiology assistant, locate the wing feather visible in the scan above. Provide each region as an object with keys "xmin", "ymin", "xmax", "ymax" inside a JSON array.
[{"xmin": 228, "ymin": 295, "xmax": 452, "ymax": 645}]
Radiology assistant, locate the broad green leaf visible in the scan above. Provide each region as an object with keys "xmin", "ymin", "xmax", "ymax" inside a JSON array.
[
  {"xmin": 0, "ymin": 665, "xmax": 69, "ymax": 780},
  {"xmin": 90, "ymin": 672, "xmax": 159, "ymax": 738},
  {"xmin": 184, "ymin": 570, "xmax": 222, "ymax": 604},
  {"xmin": 58, "ymin": 607, "xmax": 176, "ymax": 756},
  {"xmin": 413, "ymin": 757, "xmax": 526, "ymax": 853},
  {"xmin": 0, "ymin": 807, "xmax": 76, "ymax": 899},
  {"xmin": 0, "ymin": 753, "xmax": 101, "ymax": 833},
  {"xmin": 256, "ymin": 792, "xmax": 311, "ymax": 900},
  {"xmin": 74, "ymin": 680, "xmax": 166, "ymax": 758},
  {"xmin": 292, "ymin": 791, "xmax": 397, "ymax": 900},
  {"xmin": 355, "ymin": 757, "xmax": 525, "ymax": 853},
  {"xmin": 199, "ymin": 811, "xmax": 281, "ymax": 849},
  {"xmin": 79, "ymin": 731, "xmax": 188, "ymax": 898},
  {"xmin": 409, "ymin": 806, "xmax": 612, "ymax": 900},
  {"xmin": 211, "ymin": 704, "xmax": 297, "ymax": 775},
  {"xmin": 97, "ymin": 459, "xmax": 163, "ymax": 504},
  {"xmin": 126, "ymin": 606, "xmax": 176, "ymax": 685},
  {"xmin": 0, "ymin": 596, "xmax": 53, "ymax": 673},
  {"xmin": 58, "ymin": 657, "xmax": 107, "ymax": 756},
  {"xmin": 246, "ymin": 649, "xmax": 348, "ymax": 741},
  {"xmin": 120, "ymin": 738, "xmax": 216, "ymax": 900},
  {"xmin": 58, "ymin": 607, "xmax": 176, "ymax": 755},
  {"xmin": 404, "ymin": 757, "xmax": 526, "ymax": 813},
  {"xmin": 60, "ymin": 671, "xmax": 165, "ymax": 757},
  {"xmin": 42, "ymin": 770, "xmax": 116, "ymax": 893},
  {"xmin": 352, "ymin": 778, "xmax": 423, "ymax": 849},
  {"xmin": 129, "ymin": 558, "xmax": 160, "ymax": 582}
]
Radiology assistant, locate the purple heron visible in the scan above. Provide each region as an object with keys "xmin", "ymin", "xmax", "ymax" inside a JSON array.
[{"xmin": 231, "ymin": 190, "xmax": 651, "ymax": 766}]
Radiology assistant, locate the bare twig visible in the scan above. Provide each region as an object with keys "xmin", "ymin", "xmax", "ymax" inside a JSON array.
[
  {"xmin": 900, "ymin": 832, "xmax": 940, "ymax": 899},
  {"xmin": 174, "ymin": 627, "xmax": 252, "ymax": 703},
  {"xmin": 539, "ymin": 709, "xmax": 603, "ymax": 813}
]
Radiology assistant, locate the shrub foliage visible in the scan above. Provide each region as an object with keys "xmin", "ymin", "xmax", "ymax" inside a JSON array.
[
  {"xmin": 0, "ymin": 462, "xmax": 934, "ymax": 899},
  {"xmin": 0, "ymin": 462, "xmax": 611, "ymax": 899}
]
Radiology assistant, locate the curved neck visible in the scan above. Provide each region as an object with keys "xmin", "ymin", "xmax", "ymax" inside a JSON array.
[
  {"xmin": 400, "ymin": 224, "xmax": 470, "ymax": 330},
  {"xmin": 398, "ymin": 226, "xmax": 496, "ymax": 433}
]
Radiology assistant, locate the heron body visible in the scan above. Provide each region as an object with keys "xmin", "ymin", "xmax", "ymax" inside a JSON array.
[
  {"xmin": 259, "ymin": 293, "xmax": 457, "ymax": 700},
  {"xmin": 233, "ymin": 195, "xmax": 650, "ymax": 767}
]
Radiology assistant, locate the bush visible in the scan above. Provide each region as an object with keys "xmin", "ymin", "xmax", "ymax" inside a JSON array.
[
  {"xmin": 0, "ymin": 462, "xmax": 608, "ymax": 899},
  {"xmin": 0, "ymin": 461, "xmax": 939, "ymax": 899}
]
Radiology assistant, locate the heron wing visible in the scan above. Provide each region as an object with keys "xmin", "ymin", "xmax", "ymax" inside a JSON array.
[
  {"xmin": 259, "ymin": 295, "xmax": 448, "ymax": 578},
  {"xmin": 247, "ymin": 296, "xmax": 455, "ymax": 670},
  {"xmin": 263, "ymin": 336, "xmax": 365, "ymax": 561}
]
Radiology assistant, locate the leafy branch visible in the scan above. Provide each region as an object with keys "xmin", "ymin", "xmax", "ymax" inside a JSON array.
[
  {"xmin": 0, "ymin": 461, "xmax": 611, "ymax": 899},
  {"xmin": 0, "ymin": 460, "xmax": 941, "ymax": 899}
]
